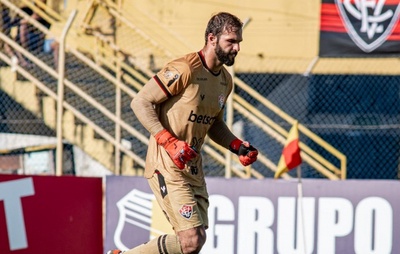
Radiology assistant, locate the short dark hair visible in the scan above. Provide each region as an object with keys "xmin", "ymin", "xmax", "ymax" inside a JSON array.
[{"xmin": 204, "ymin": 12, "xmax": 243, "ymax": 44}]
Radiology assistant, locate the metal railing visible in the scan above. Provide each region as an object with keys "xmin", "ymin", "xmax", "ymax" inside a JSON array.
[
  {"xmin": 0, "ymin": 0, "xmax": 347, "ymax": 179},
  {"xmin": 84, "ymin": 0, "xmax": 347, "ymax": 179},
  {"xmin": 0, "ymin": 0, "xmax": 147, "ymax": 174}
]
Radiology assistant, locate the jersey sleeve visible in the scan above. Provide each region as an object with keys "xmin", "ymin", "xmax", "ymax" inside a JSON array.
[
  {"xmin": 207, "ymin": 110, "xmax": 237, "ymax": 148},
  {"xmin": 153, "ymin": 58, "xmax": 192, "ymax": 97},
  {"xmin": 131, "ymin": 57, "xmax": 193, "ymax": 136},
  {"xmin": 131, "ymin": 79, "xmax": 167, "ymax": 136}
]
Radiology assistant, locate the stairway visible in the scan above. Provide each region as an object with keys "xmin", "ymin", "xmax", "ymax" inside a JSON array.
[
  {"xmin": 0, "ymin": 0, "xmax": 347, "ymax": 179},
  {"xmin": 0, "ymin": 42, "xmax": 147, "ymax": 175}
]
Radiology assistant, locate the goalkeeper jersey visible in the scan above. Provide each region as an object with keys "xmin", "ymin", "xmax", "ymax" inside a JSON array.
[{"xmin": 144, "ymin": 51, "xmax": 233, "ymax": 186}]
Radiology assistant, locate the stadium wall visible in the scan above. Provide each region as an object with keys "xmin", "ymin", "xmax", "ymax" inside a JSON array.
[
  {"xmin": 106, "ymin": 176, "xmax": 400, "ymax": 254},
  {"xmin": 0, "ymin": 175, "xmax": 103, "ymax": 254}
]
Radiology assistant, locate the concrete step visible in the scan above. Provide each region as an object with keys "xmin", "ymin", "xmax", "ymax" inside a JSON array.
[{"xmin": 0, "ymin": 64, "xmax": 140, "ymax": 174}]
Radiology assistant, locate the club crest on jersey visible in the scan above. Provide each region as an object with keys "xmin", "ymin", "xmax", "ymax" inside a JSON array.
[
  {"xmin": 163, "ymin": 67, "xmax": 180, "ymax": 86},
  {"xmin": 179, "ymin": 204, "xmax": 193, "ymax": 219},
  {"xmin": 335, "ymin": 0, "xmax": 400, "ymax": 53},
  {"xmin": 218, "ymin": 94, "xmax": 225, "ymax": 109}
]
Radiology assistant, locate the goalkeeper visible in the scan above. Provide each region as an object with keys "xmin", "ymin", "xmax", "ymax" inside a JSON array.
[{"xmin": 108, "ymin": 12, "xmax": 258, "ymax": 254}]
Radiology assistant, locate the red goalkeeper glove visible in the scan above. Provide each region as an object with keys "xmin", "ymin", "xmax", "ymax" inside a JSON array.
[
  {"xmin": 155, "ymin": 129, "xmax": 198, "ymax": 169},
  {"xmin": 229, "ymin": 138, "xmax": 258, "ymax": 166}
]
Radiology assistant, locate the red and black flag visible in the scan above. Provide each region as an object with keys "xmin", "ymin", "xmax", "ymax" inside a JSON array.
[
  {"xmin": 320, "ymin": 0, "xmax": 400, "ymax": 56},
  {"xmin": 274, "ymin": 121, "xmax": 302, "ymax": 179}
]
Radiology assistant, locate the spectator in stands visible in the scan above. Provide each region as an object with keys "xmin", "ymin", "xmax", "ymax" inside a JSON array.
[
  {"xmin": 17, "ymin": 5, "xmax": 50, "ymax": 53},
  {"xmin": 107, "ymin": 12, "xmax": 259, "ymax": 254},
  {"xmin": 0, "ymin": 4, "xmax": 30, "ymax": 69},
  {"xmin": 43, "ymin": 35, "xmax": 59, "ymax": 69},
  {"xmin": 6, "ymin": 2, "xmax": 50, "ymax": 69},
  {"xmin": 16, "ymin": 7, "xmax": 33, "ymax": 52},
  {"xmin": 1, "ymin": 4, "xmax": 48, "ymax": 69}
]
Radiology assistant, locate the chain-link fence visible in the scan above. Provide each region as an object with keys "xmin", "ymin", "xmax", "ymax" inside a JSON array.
[
  {"xmin": 0, "ymin": 0, "xmax": 399, "ymax": 180},
  {"xmin": 236, "ymin": 73, "xmax": 400, "ymax": 180},
  {"xmin": 0, "ymin": 0, "xmax": 148, "ymax": 175},
  {"xmin": 0, "ymin": 1, "xmax": 53, "ymax": 136},
  {"xmin": 0, "ymin": 142, "xmax": 75, "ymax": 175}
]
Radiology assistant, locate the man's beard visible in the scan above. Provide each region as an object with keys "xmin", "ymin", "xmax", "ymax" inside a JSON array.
[{"xmin": 215, "ymin": 43, "xmax": 236, "ymax": 66}]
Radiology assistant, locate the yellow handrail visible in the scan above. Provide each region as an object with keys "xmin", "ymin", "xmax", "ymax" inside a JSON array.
[
  {"xmin": 234, "ymin": 77, "xmax": 347, "ymax": 179},
  {"xmin": 0, "ymin": 0, "xmax": 347, "ymax": 179},
  {"xmin": 79, "ymin": 0, "xmax": 348, "ymax": 179},
  {"xmin": 20, "ymin": 0, "xmax": 64, "ymax": 24}
]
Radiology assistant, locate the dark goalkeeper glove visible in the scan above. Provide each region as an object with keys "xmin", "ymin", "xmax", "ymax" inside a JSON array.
[
  {"xmin": 229, "ymin": 138, "xmax": 258, "ymax": 166},
  {"xmin": 155, "ymin": 129, "xmax": 198, "ymax": 169}
]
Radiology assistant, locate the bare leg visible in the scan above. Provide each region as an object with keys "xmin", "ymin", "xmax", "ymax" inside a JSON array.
[{"xmin": 176, "ymin": 226, "xmax": 206, "ymax": 254}]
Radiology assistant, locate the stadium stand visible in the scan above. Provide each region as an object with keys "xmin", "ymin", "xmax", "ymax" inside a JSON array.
[{"xmin": 0, "ymin": 0, "xmax": 399, "ymax": 180}]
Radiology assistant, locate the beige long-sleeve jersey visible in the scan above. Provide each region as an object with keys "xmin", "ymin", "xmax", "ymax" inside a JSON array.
[{"xmin": 131, "ymin": 51, "xmax": 237, "ymax": 186}]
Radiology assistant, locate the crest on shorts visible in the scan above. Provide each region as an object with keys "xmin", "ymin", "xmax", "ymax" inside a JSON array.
[
  {"xmin": 179, "ymin": 204, "xmax": 193, "ymax": 219},
  {"xmin": 162, "ymin": 67, "xmax": 180, "ymax": 87},
  {"xmin": 335, "ymin": 0, "xmax": 400, "ymax": 52}
]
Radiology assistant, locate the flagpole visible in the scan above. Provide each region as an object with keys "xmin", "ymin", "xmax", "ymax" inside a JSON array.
[{"xmin": 297, "ymin": 166, "xmax": 307, "ymax": 254}]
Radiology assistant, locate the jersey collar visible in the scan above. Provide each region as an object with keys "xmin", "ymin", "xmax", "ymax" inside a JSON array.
[{"xmin": 197, "ymin": 50, "xmax": 221, "ymax": 76}]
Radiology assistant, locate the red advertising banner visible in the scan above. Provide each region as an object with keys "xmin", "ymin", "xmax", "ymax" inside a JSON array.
[
  {"xmin": 0, "ymin": 174, "xmax": 103, "ymax": 254},
  {"xmin": 320, "ymin": 0, "xmax": 400, "ymax": 56},
  {"xmin": 105, "ymin": 176, "xmax": 400, "ymax": 254}
]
